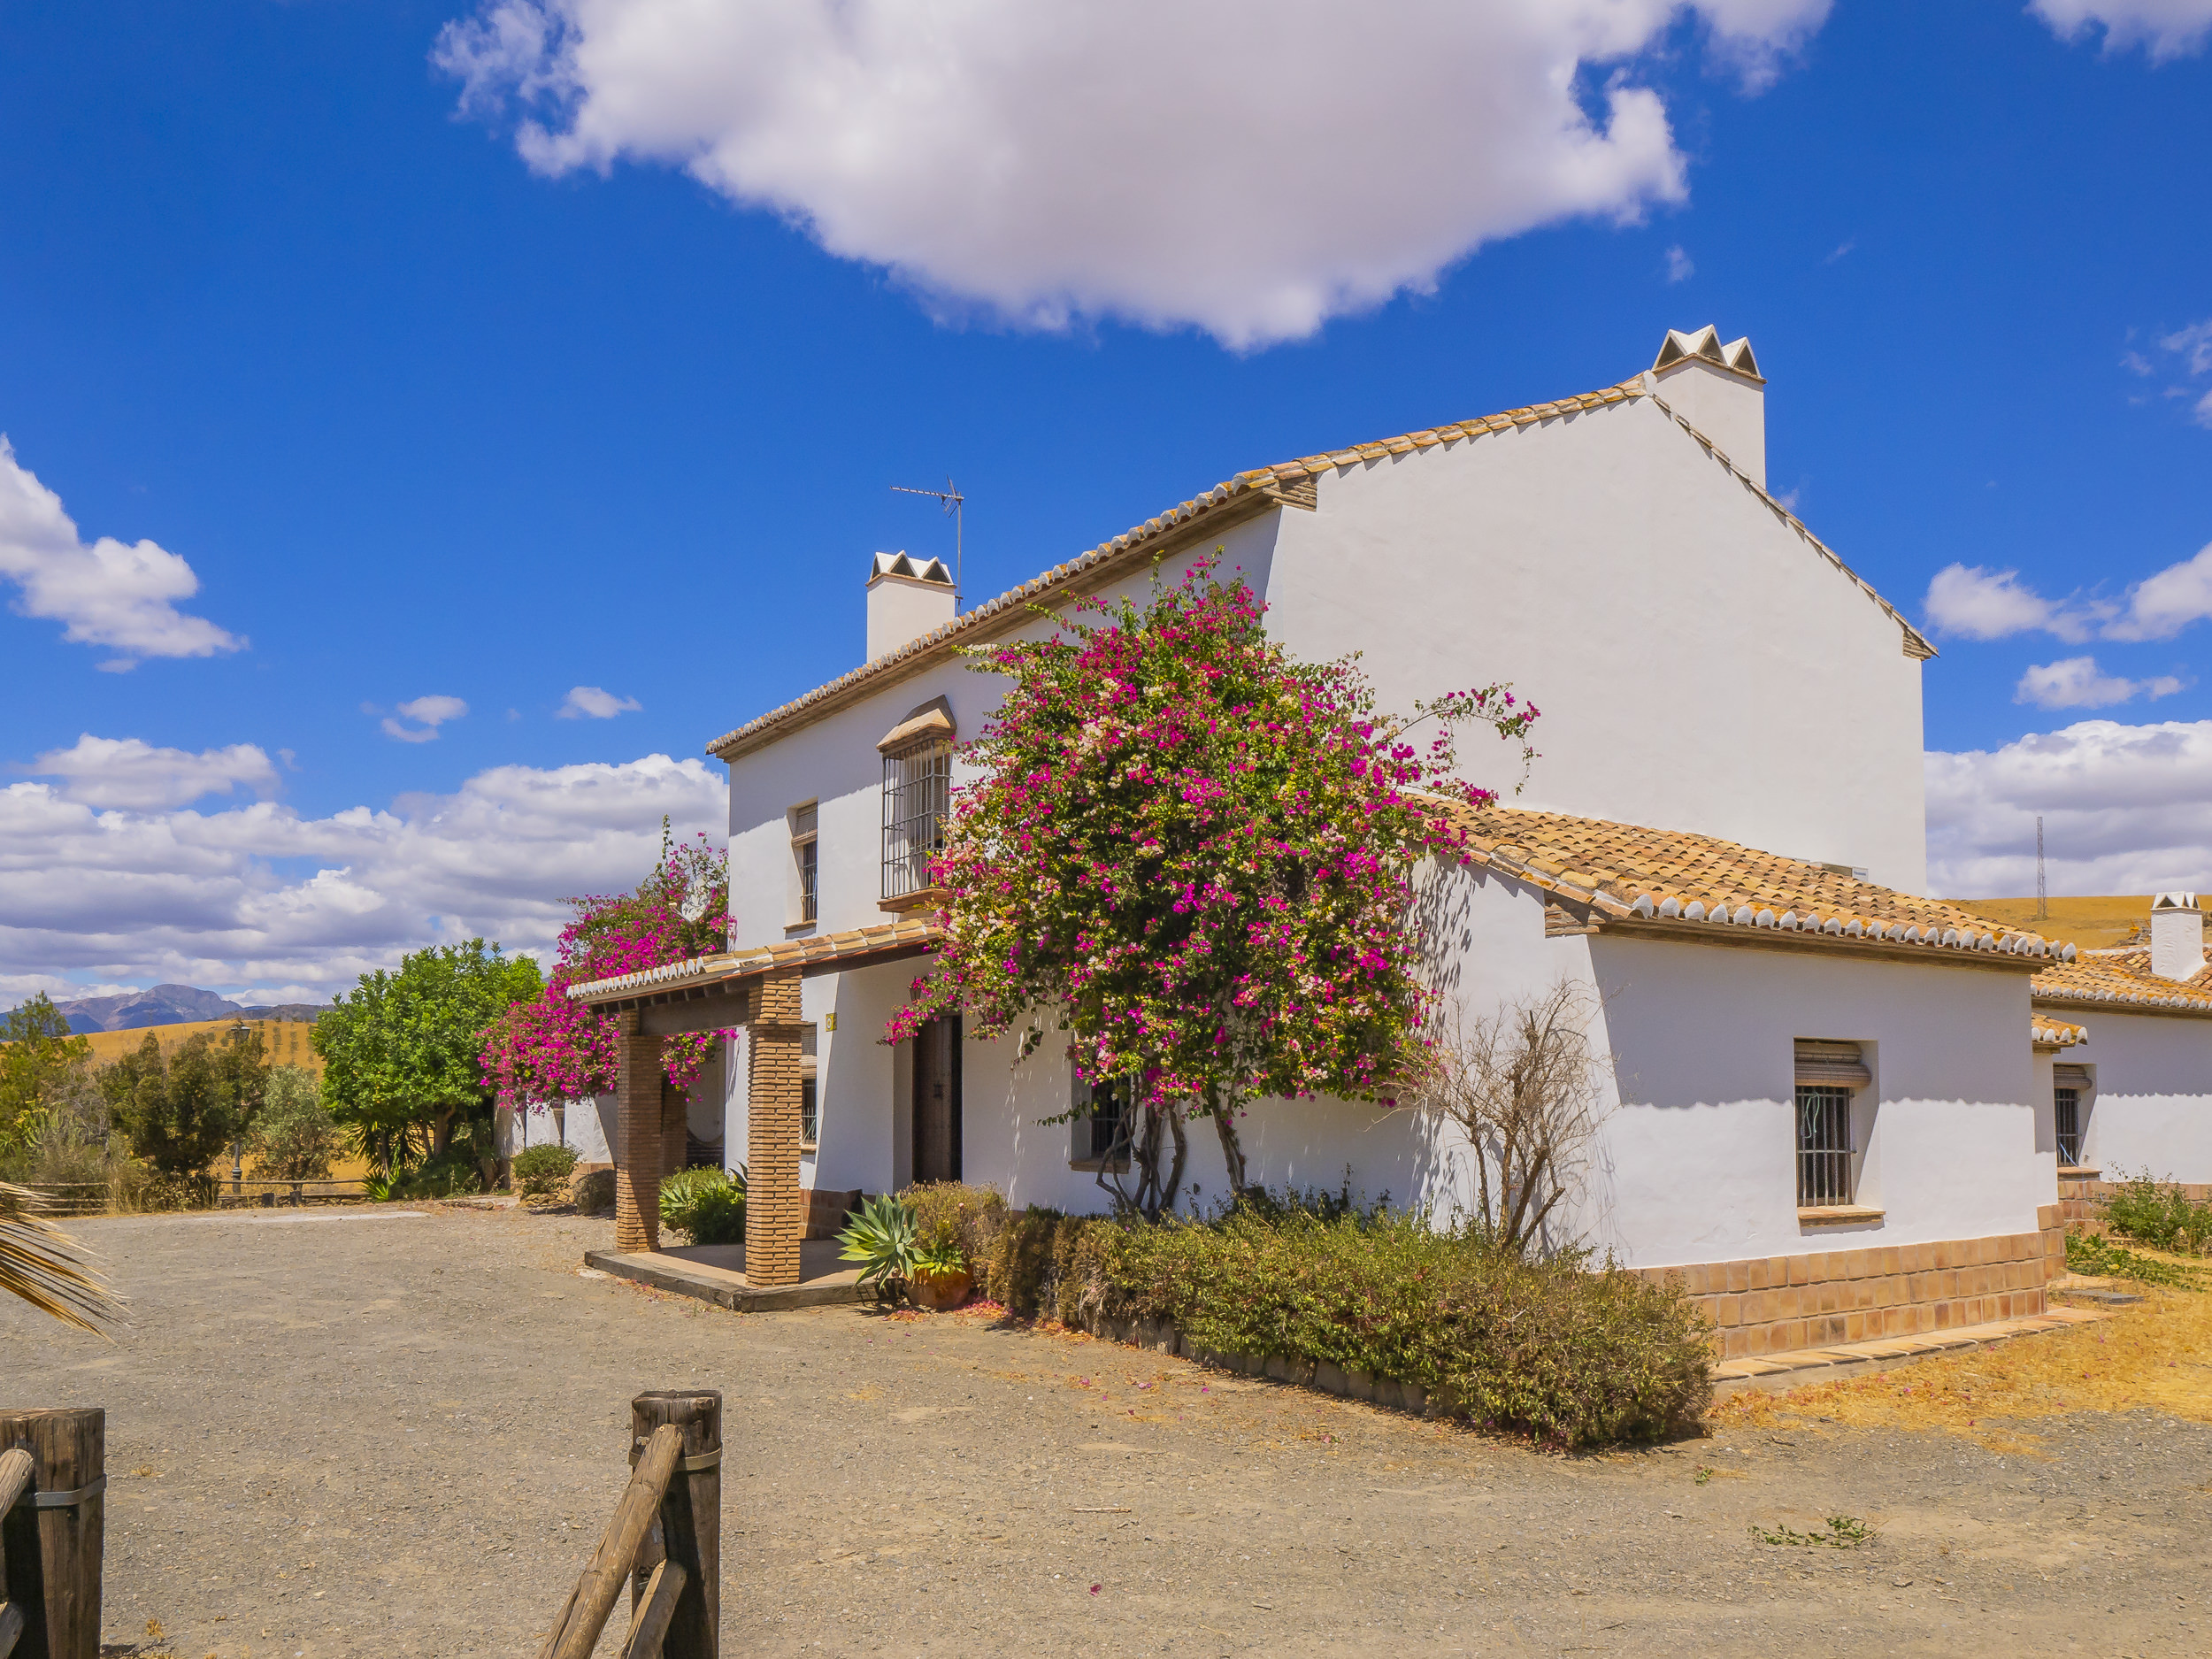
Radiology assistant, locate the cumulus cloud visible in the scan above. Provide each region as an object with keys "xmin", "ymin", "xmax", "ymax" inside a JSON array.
[
  {"xmin": 0, "ymin": 752, "xmax": 727, "ymax": 1000},
  {"xmin": 1663, "ymin": 244, "xmax": 1694, "ymax": 283},
  {"xmin": 381, "ymin": 695, "xmax": 470, "ymax": 743},
  {"xmin": 558, "ymin": 685, "xmax": 642, "ymax": 719},
  {"xmin": 0, "ymin": 435, "xmax": 245, "ymax": 668},
  {"xmin": 2014, "ymin": 656, "xmax": 2185, "ymax": 710},
  {"xmin": 1924, "ymin": 543, "xmax": 2212, "ymax": 644},
  {"xmin": 434, "ymin": 0, "xmax": 1832, "ymax": 348},
  {"xmin": 1928, "ymin": 718, "xmax": 2212, "ymax": 896},
  {"xmin": 22, "ymin": 735, "xmax": 278, "ymax": 810},
  {"xmin": 2030, "ymin": 0, "xmax": 2212, "ymax": 60}
]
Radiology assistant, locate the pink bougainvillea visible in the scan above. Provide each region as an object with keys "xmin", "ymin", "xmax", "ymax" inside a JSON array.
[
  {"xmin": 889, "ymin": 554, "xmax": 1537, "ymax": 1216},
  {"xmin": 480, "ymin": 831, "xmax": 733, "ymax": 1110}
]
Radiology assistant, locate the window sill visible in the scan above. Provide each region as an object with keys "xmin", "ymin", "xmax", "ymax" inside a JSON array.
[
  {"xmin": 784, "ymin": 921, "xmax": 818, "ymax": 937},
  {"xmin": 2058, "ymin": 1164, "xmax": 2101, "ymax": 1179},
  {"xmin": 800, "ymin": 1141, "xmax": 818, "ymax": 1155},
  {"xmin": 1798, "ymin": 1204, "xmax": 1884, "ymax": 1225},
  {"xmin": 879, "ymin": 886, "xmax": 948, "ymax": 914},
  {"xmin": 1069, "ymin": 1156, "xmax": 1130, "ymax": 1174}
]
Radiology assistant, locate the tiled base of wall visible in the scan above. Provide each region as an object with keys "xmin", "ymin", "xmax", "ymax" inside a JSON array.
[{"xmin": 1640, "ymin": 1214, "xmax": 2065, "ymax": 1360}]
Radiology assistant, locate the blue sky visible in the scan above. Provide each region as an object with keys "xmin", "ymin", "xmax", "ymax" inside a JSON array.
[{"xmin": 3, "ymin": 1, "xmax": 2209, "ymax": 1002}]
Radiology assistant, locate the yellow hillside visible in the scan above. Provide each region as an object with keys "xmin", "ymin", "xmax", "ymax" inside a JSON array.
[
  {"xmin": 77, "ymin": 1015, "xmax": 326, "ymax": 1078},
  {"xmin": 1944, "ymin": 895, "xmax": 2152, "ymax": 954}
]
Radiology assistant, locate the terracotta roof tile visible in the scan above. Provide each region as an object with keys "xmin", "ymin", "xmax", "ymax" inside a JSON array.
[
  {"xmin": 2032, "ymin": 1015, "xmax": 2089, "ymax": 1048},
  {"xmin": 2031, "ymin": 948, "xmax": 2212, "ymax": 1015},
  {"xmin": 567, "ymin": 917, "xmax": 944, "ymax": 1005},
  {"xmin": 1436, "ymin": 802, "xmax": 2070, "ymax": 964},
  {"xmin": 703, "ymin": 367, "xmax": 1932, "ymax": 762}
]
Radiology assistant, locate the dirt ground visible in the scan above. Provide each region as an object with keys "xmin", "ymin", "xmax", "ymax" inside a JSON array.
[{"xmin": 4, "ymin": 1204, "xmax": 2208, "ymax": 1657}]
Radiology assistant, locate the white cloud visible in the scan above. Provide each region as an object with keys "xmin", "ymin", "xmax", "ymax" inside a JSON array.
[
  {"xmin": 1929, "ymin": 718, "xmax": 2212, "ymax": 896},
  {"xmin": 23, "ymin": 735, "xmax": 278, "ymax": 810},
  {"xmin": 2014, "ymin": 656, "xmax": 2185, "ymax": 709},
  {"xmin": 1923, "ymin": 563, "xmax": 2096, "ymax": 641},
  {"xmin": 1663, "ymin": 244, "xmax": 1694, "ymax": 283},
  {"xmin": 1924, "ymin": 544, "xmax": 2212, "ymax": 644},
  {"xmin": 381, "ymin": 695, "xmax": 470, "ymax": 743},
  {"xmin": 0, "ymin": 435, "xmax": 245, "ymax": 667},
  {"xmin": 0, "ymin": 751, "xmax": 727, "ymax": 1001},
  {"xmin": 558, "ymin": 685, "xmax": 643, "ymax": 719},
  {"xmin": 2031, "ymin": 1, "xmax": 2212, "ymax": 60},
  {"xmin": 434, "ymin": 0, "xmax": 1832, "ymax": 348}
]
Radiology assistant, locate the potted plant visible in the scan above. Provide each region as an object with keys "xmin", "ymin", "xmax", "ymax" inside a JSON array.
[{"xmin": 910, "ymin": 1222, "xmax": 972, "ymax": 1310}]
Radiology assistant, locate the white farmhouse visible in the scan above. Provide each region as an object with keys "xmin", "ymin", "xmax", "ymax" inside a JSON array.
[{"xmin": 572, "ymin": 327, "xmax": 2097, "ymax": 1360}]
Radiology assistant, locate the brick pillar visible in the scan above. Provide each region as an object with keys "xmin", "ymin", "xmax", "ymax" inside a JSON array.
[
  {"xmin": 745, "ymin": 969, "xmax": 805, "ymax": 1286},
  {"xmin": 614, "ymin": 1014, "xmax": 664, "ymax": 1253}
]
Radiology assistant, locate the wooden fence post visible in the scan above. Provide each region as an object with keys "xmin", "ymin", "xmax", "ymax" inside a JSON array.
[
  {"xmin": 629, "ymin": 1392, "xmax": 720, "ymax": 1659},
  {"xmin": 0, "ymin": 1407, "xmax": 104, "ymax": 1659}
]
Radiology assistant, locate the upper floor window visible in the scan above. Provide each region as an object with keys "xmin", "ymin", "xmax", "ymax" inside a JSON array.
[
  {"xmin": 879, "ymin": 700, "xmax": 956, "ymax": 903},
  {"xmin": 791, "ymin": 803, "xmax": 818, "ymax": 925}
]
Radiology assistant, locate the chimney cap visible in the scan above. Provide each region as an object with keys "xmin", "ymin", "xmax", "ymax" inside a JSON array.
[
  {"xmin": 2153, "ymin": 891, "xmax": 2201, "ymax": 911},
  {"xmin": 869, "ymin": 549, "xmax": 954, "ymax": 588},
  {"xmin": 1653, "ymin": 326, "xmax": 1763, "ymax": 384}
]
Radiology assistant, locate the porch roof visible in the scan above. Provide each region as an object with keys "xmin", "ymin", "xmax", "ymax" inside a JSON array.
[
  {"xmin": 2030, "ymin": 948, "xmax": 2212, "ymax": 1017},
  {"xmin": 1440, "ymin": 802, "xmax": 2073, "ymax": 969},
  {"xmin": 566, "ymin": 918, "xmax": 944, "ymax": 1023}
]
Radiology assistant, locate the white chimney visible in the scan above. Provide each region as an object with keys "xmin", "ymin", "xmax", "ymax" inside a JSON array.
[
  {"xmin": 2150, "ymin": 891, "xmax": 2206, "ymax": 981},
  {"xmin": 865, "ymin": 550, "xmax": 957, "ymax": 662},
  {"xmin": 1647, "ymin": 326, "xmax": 1766, "ymax": 489}
]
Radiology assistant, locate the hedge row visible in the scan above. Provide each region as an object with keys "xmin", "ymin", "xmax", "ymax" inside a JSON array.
[{"xmin": 901, "ymin": 1182, "xmax": 1710, "ymax": 1447}]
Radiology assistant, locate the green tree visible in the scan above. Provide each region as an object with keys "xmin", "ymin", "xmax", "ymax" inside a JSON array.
[
  {"xmin": 0, "ymin": 995, "xmax": 94, "ymax": 1155},
  {"xmin": 104, "ymin": 1027, "xmax": 267, "ymax": 1176},
  {"xmin": 316, "ymin": 941, "xmax": 543, "ymax": 1179},
  {"xmin": 249, "ymin": 1065, "xmax": 339, "ymax": 1180}
]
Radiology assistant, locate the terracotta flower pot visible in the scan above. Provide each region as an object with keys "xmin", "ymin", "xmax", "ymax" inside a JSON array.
[{"xmin": 911, "ymin": 1267, "xmax": 972, "ymax": 1310}]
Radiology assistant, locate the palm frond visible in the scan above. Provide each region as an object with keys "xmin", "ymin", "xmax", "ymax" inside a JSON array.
[{"xmin": 0, "ymin": 1182, "xmax": 121, "ymax": 1337}]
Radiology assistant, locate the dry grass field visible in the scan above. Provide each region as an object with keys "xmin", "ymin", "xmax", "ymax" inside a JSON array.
[
  {"xmin": 77, "ymin": 1015, "xmax": 325, "ymax": 1077},
  {"xmin": 1943, "ymin": 895, "xmax": 2150, "ymax": 952}
]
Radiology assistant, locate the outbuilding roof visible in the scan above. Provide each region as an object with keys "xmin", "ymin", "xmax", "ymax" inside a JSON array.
[
  {"xmin": 1439, "ymin": 802, "xmax": 2071, "ymax": 965},
  {"xmin": 704, "ymin": 347, "xmax": 1932, "ymax": 763},
  {"xmin": 2030, "ymin": 948, "xmax": 2212, "ymax": 1016},
  {"xmin": 2032, "ymin": 1015, "xmax": 2090, "ymax": 1049}
]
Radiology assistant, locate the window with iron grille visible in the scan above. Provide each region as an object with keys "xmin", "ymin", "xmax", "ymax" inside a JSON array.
[
  {"xmin": 792, "ymin": 803, "xmax": 818, "ymax": 924},
  {"xmin": 801, "ymin": 1025, "xmax": 818, "ymax": 1147},
  {"xmin": 881, "ymin": 740, "xmax": 952, "ymax": 900},
  {"xmin": 1071, "ymin": 1073, "xmax": 1134, "ymax": 1168},
  {"xmin": 2055, "ymin": 1087, "xmax": 2081, "ymax": 1167},
  {"xmin": 1795, "ymin": 1084, "xmax": 1854, "ymax": 1207}
]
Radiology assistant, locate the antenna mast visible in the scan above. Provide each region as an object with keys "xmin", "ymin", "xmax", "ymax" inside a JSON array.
[
  {"xmin": 890, "ymin": 478, "xmax": 964, "ymax": 604},
  {"xmin": 2036, "ymin": 815, "xmax": 2047, "ymax": 921}
]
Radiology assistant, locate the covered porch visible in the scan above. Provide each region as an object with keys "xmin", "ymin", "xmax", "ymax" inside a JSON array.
[{"xmin": 569, "ymin": 918, "xmax": 941, "ymax": 1287}]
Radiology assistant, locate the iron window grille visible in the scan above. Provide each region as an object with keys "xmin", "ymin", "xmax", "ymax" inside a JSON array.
[
  {"xmin": 792, "ymin": 803, "xmax": 818, "ymax": 924},
  {"xmin": 801, "ymin": 1025, "xmax": 819, "ymax": 1147},
  {"xmin": 2055, "ymin": 1087, "xmax": 2081, "ymax": 1167},
  {"xmin": 881, "ymin": 740, "xmax": 952, "ymax": 900},
  {"xmin": 1795, "ymin": 1084, "xmax": 1855, "ymax": 1207},
  {"xmin": 1074, "ymin": 1074, "xmax": 1135, "ymax": 1166}
]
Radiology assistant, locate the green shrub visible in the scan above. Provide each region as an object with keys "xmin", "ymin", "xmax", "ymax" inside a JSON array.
[
  {"xmin": 2101, "ymin": 1171, "xmax": 2212, "ymax": 1256},
  {"xmin": 1087, "ymin": 1206, "xmax": 1709, "ymax": 1447},
  {"xmin": 2066, "ymin": 1226, "xmax": 2209, "ymax": 1289},
  {"xmin": 838, "ymin": 1193, "xmax": 921, "ymax": 1290},
  {"xmin": 513, "ymin": 1143, "xmax": 580, "ymax": 1199},
  {"xmin": 372, "ymin": 1149, "xmax": 486, "ymax": 1202},
  {"xmin": 661, "ymin": 1165, "xmax": 745, "ymax": 1245},
  {"xmin": 572, "ymin": 1168, "xmax": 616, "ymax": 1215}
]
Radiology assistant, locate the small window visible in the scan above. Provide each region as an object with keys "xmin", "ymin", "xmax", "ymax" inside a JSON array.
[
  {"xmin": 2055, "ymin": 1087, "xmax": 2080, "ymax": 1166},
  {"xmin": 792, "ymin": 803, "xmax": 819, "ymax": 925},
  {"xmin": 881, "ymin": 741, "xmax": 952, "ymax": 900},
  {"xmin": 1795, "ymin": 1085, "xmax": 1855, "ymax": 1207},
  {"xmin": 1071, "ymin": 1073, "xmax": 1134, "ymax": 1169},
  {"xmin": 801, "ymin": 1025, "xmax": 819, "ymax": 1148}
]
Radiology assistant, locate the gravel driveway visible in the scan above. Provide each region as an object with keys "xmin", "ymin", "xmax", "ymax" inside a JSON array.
[{"xmin": 4, "ymin": 1202, "xmax": 2207, "ymax": 1656}]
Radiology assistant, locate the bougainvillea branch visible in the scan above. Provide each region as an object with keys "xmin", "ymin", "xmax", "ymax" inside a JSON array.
[
  {"xmin": 889, "ymin": 554, "xmax": 1536, "ymax": 1217},
  {"xmin": 480, "ymin": 828, "xmax": 733, "ymax": 1110}
]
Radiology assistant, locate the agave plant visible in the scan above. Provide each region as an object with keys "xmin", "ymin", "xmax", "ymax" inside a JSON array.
[
  {"xmin": 0, "ymin": 1181, "xmax": 118, "ymax": 1335},
  {"xmin": 836, "ymin": 1193, "xmax": 920, "ymax": 1289}
]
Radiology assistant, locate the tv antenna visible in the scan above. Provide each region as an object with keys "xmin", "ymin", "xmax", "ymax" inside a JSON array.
[
  {"xmin": 2035, "ymin": 815, "xmax": 2047, "ymax": 921},
  {"xmin": 889, "ymin": 478, "xmax": 964, "ymax": 603}
]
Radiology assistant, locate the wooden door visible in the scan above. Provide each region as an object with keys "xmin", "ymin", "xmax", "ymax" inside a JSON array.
[{"xmin": 911, "ymin": 1015, "xmax": 962, "ymax": 1184}]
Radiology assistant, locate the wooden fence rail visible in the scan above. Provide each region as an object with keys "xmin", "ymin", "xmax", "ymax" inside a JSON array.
[
  {"xmin": 0, "ymin": 1408, "xmax": 104, "ymax": 1659},
  {"xmin": 538, "ymin": 1392, "xmax": 721, "ymax": 1659}
]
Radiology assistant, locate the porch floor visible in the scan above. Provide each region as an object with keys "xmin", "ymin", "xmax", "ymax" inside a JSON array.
[
  {"xmin": 582, "ymin": 1238, "xmax": 866, "ymax": 1312},
  {"xmin": 1710, "ymin": 1302, "xmax": 2110, "ymax": 1397}
]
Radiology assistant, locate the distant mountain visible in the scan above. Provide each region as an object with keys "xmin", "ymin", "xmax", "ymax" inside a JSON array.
[
  {"xmin": 56, "ymin": 983, "xmax": 244, "ymax": 1033},
  {"xmin": 238, "ymin": 1003, "xmax": 330, "ymax": 1024}
]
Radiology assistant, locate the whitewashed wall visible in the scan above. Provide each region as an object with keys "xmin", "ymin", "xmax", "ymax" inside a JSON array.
[
  {"xmin": 2061, "ymin": 1010, "xmax": 2212, "ymax": 1183},
  {"xmin": 501, "ymin": 1093, "xmax": 615, "ymax": 1164}
]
